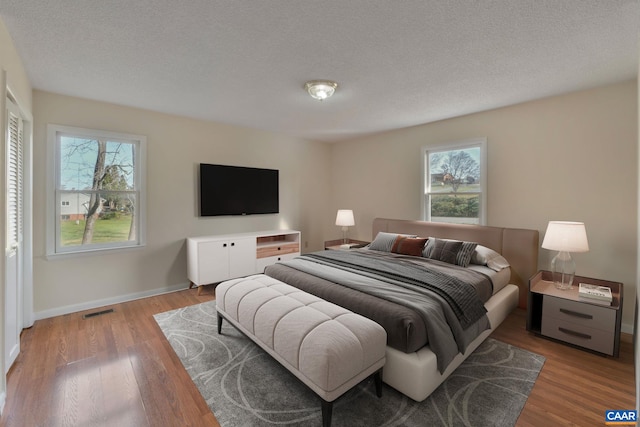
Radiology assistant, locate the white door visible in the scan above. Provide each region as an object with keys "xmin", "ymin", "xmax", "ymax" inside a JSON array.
[{"xmin": 5, "ymin": 98, "xmax": 23, "ymax": 373}]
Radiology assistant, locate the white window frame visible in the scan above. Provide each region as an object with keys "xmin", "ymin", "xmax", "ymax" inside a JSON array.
[
  {"xmin": 422, "ymin": 138, "xmax": 487, "ymax": 225},
  {"xmin": 46, "ymin": 124, "xmax": 147, "ymax": 258}
]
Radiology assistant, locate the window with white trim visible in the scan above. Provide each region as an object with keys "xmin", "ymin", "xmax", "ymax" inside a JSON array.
[
  {"xmin": 422, "ymin": 138, "xmax": 487, "ymax": 225},
  {"xmin": 47, "ymin": 125, "xmax": 146, "ymax": 256}
]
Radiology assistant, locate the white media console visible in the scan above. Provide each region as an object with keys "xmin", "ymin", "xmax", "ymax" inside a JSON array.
[{"xmin": 187, "ymin": 230, "xmax": 301, "ymax": 294}]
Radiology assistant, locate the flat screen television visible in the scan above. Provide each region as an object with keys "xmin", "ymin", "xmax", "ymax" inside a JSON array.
[{"xmin": 199, "ymin": 163, "xmax": 279, "ymax": 216}]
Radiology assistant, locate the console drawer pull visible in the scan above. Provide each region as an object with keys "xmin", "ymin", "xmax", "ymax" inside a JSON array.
[
  {"xmin": 558, "ymin": 327, "xmax": 591, "ymax": 340},
  {"xmin": 559, "ymin": 308, "xmax": 592, "ymax": 319}
]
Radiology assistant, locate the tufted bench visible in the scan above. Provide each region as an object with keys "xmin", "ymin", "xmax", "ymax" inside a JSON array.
[{"xmin": 216, "ymin": 274, "xmax": 387, "ymax": 427}]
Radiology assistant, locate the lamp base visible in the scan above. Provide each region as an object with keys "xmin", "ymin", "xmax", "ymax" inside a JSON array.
[
  {"xmin": 551, "ymin": 251, "xmax": 575, "ymax": 290},
  {"xmin": 342, "ymin": 226, "xmax": 349, "ymax": 244}
]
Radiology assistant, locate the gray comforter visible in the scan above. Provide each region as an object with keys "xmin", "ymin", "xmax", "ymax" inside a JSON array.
[{"xmin": 264, "ymin": 249, "xmax": 492, "ymax": 373}]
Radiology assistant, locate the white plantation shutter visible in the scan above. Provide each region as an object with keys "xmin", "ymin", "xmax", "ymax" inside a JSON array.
[{"xmin": 7, "ymin": 98, "xmax": 23, "ymax": 254}]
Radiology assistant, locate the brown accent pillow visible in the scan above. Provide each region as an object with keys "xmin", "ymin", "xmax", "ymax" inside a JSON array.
[
  {"xmin": 427, "ymin": 238, "xmax": 463, "ymax": 265},
  {"xmin": 391, "ymin": 236, "xmax": 428, "ymax": 257}
]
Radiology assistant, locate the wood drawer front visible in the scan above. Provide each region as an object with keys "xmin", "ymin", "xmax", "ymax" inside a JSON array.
[
  {"xmin": 256, "ymin": 243, "xmax": 299, "ymax": 259},
  {"xmin": 541, "ymin": 317, "xmax": 614, "ymax": 355},
  {"xmin": 542, "ymin": 296, "xmax": 615, "ymax": 332}
]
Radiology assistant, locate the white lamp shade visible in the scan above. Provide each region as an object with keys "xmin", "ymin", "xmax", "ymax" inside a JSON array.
[
  {"xmin": 335, "ymin": 209, "xmax": 355, "ymax": 227},
  {"xmin": 541, "ymin": 221, "xmax": 589, "ymax": 252}
]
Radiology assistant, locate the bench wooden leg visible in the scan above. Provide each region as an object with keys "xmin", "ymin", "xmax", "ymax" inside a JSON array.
[
  {"xmin": 321, "ymin": 399, "xmax": 333, "ymax": 427},
  {"xmin": 197, "ymin": 285, "xmax": 203, "ymax": 296},
  {"xmin": 217, "ymin": 313, "xmax": 223, "ymax": 334},
  {"xmin": 374, "ymin": 368, "xmax": 383, "ymax": 398}
]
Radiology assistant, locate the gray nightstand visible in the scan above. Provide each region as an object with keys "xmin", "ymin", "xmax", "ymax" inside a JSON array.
[{"xmin": 526, "ymin": 270, "xmax": 622, "ymax": 357}]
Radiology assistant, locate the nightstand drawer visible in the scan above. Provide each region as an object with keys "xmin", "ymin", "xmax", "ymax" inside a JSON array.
[
  {"xmin": 542, "ymin": 295, "xmax": 615, "ymax": 332},
  {"xmin": 541, "ymin": 316, "xmax": 615, "ymax": 355}
]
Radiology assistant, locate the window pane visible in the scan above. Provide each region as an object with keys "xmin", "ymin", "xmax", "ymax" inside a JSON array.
[
  {"xmin": 59, "ymin": 137, "xmax": 134, "ymax": 190},
  {"xmin": 428, "ymin": 147, "xmax": 481, "ymax": 194},
  {"xmin": 58, "ymin": 191, "xmax": 137, "ymax": 248},
  {"xmin": 430, "ymin": 194, "xmax": 480, "ymax": 224}
]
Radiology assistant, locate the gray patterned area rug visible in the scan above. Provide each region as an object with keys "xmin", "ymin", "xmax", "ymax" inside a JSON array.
[{"xmin": 154, "ymin": 301, "xmax": 544, "ymax": 427}]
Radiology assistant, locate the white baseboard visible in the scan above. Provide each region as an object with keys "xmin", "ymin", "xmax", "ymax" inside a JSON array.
[{"xmin": 34, "ymin": 282, "xmax": 191, "ymax": 321}]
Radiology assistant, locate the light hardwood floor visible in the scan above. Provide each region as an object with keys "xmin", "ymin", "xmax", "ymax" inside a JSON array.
[{"xmin": 1, "ymin": 285, "xmax": 635, "ymax": 426}]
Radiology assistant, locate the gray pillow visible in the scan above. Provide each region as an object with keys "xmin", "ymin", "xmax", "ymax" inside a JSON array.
[
  {"xmin": 457, "ymin": 241, "xmax": 478, "ymax": 267},
  {"xmin": 423, "ymin": 238, "xmax": 477, "ymax": 267},
  {"xmin": 422, "ymin": 238, "xmax": 436, "ymax": 257},
  {"xmin": 369, "ymin": 232, "xmax": 417, "ymax": 252},
  {"xmin": 427, "ymin": 238, "xmax": 463, "ymax": 265}
]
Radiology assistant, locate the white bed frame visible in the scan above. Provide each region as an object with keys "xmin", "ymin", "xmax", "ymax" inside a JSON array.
[{"xmin": 371, "ymin": 218, "xmax": 539, "ymax": 401}]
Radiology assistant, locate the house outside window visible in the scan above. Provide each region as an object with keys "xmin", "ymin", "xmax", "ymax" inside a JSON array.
[
  {"xmin": 47, "ymin": 125, "xmax": 147, "ymax": 256},
  {"xmin": 423, "ymin": 138, "xmax": 487, "ymax": 225}
]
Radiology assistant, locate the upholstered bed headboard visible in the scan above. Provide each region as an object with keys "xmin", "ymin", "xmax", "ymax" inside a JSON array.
[{"xmin": 372, "ymin": 218, "xmax": 539, "ymax": 309}]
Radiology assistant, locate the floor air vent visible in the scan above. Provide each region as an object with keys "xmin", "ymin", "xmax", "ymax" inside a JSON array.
[{"xmin": 82, "ymin": 308, "xmax": 114, "ymax": 319}]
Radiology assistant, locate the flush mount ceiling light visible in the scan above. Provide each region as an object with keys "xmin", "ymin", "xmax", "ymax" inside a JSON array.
[{"xmin": 304, "ymin": 80, "xmax": 338, "ymax": 101}]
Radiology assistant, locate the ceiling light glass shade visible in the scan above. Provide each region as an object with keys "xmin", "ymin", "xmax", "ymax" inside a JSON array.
[
  {"xmin": 305, "ymin": 80, "xmax": 338, "ymax": 101},
  {"xmin": 541, "ymin": 221, "xmax": 589, "ymax": 290}
]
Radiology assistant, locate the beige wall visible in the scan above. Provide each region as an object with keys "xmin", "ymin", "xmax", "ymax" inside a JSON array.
[
  {"xmin": 27, "ymin": 81, "xmax": 640, "ymax": 332},
  {"xmin": 32, "ymin": 91, "xmax": 332, "ymax": 317},
  {"xmin": 330, "ymin": 80, "xmax": 638, "ymax": 331}
]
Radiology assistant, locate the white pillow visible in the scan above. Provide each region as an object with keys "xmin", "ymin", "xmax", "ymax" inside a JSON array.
[{"xmin": 471, "ymin": 245, "xmax": 510, "ymax": 271}]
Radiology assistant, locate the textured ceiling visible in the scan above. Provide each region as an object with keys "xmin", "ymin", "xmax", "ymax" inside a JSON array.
[{"xmin": 1, "ymin": 1, "xmax": 638, "ymax": 142}]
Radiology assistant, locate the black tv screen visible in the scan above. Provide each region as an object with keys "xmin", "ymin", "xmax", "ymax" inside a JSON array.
[{"xmin": 199, "ymin": 163, "xmax": 279, "ymax": 216}]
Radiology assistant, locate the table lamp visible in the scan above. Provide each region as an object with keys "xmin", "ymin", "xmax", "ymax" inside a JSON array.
[
  {"xmin": 541, "ymin": 221, "xmax": 589, "ymax": 290},
  {"xmin": 335, "ymin": 210, "xmax": 355, "ymax": 244}
]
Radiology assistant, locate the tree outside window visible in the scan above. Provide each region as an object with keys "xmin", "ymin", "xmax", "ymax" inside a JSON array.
[
  {"xmin": 423, "ymin": 139, "xmax": 486, "ymax": 225},
  {"xmin": 47, "ymin": 125, "xmax": 146, "ymax": 256}
]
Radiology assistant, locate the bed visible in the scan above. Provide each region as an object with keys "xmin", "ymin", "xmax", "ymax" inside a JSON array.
[{"xmin": 263, "ymin": 218, "xmax": 539, "ymax": 402}]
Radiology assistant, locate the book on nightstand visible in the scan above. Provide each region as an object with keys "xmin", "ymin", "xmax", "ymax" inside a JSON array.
[
  {"xmin": 578, "ymin": 282, "xmax": 612, "ymax": 305},
  {"xmin": 339, "ymin": 243, "xmax": 364, "ymax": 249}
]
